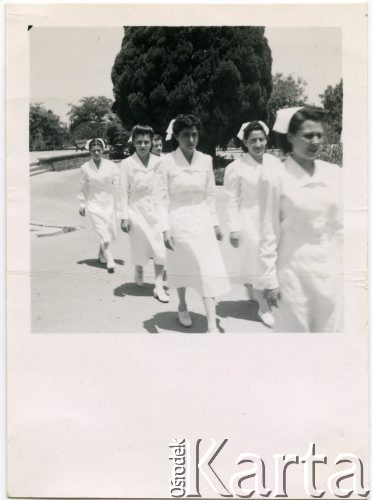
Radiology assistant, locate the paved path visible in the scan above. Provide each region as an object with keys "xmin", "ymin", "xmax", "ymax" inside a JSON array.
[{"xmin": 31, "ymin": 169, "xmax": 269, "ymax": 334}]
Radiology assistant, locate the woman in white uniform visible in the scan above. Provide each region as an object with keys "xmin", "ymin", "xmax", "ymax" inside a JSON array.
[
  {"xmin": 119, "ymin": 125, "xmax": 168, "ymax": 303},
  {"xmin": 78, "ymin": 138, "xmax": 119, "ymax": 273},
  {"xmin": 155, "ymin": 114, "xmax": 231, "ymax": 333},
  {"xmin": 258, "ymin": 107, "xmax": 343, "ymax": 332},
  {"xmin": 224, "ymin": 121, "xmax": 281, "ymax": 328}
]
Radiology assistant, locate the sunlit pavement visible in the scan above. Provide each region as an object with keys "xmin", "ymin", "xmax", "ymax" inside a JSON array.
[{"xmin": 31, "ymin": 168, "xmax": 269, "ymax": 334}]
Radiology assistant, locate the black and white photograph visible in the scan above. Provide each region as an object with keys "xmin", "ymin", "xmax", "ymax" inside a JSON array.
[
  {"xmin": 30, "ymin": 25, "xmax": 343, "ymax": 334},
  {"xmin": 6, "ymin": 3, "xmax": 368, "ymax": 499}
]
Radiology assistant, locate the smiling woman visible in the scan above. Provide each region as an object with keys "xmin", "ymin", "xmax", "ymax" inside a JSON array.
[
  {"xmin": 258, "ymin": 106, "xmax": 343, "ymax": 333},
  {"xmin": 118, "ymin": 125, "xmax": 168, "ymax": 303}
]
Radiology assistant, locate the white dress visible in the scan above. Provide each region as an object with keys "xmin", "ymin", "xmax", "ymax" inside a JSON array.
[
  {"xmin": 224, "ymin": 152, "xmax": 282, "ymax": 287},
  {"xmin": 78, "ymin": 158, "xmax": 120, "ymax": 244},
  {"xmin": 155, "ymin": 148, "xmax": 231, "ymax": 297},
  {"xmin": 258, "ymin": 155, "xmax": 343, "ymax": 332},
  {"xmin": 118, "ymin": 153, "xmax": 166, "ymax": 266}
]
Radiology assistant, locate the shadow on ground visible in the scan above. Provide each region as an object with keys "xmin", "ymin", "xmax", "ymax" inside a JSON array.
[
  {"xmin": 216, "ymin": 299, "xmax": 261, "ymax": 323},
  {"xmin": 77, "ymin": 258, "xmax": 125, "ymax": 270},
  {"xmin": 143, "ymin": 312, "xmax": 225, "ymax": 334},
  {"xmin": 114, "ymin": 282, "xmax": 155, "ymax": 297}
]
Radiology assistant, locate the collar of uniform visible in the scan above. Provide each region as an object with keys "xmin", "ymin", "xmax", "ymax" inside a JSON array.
[
  {"xmin": 285, "ymin": 154, "xmax": 321, "ymax": 183},
  {"xmin": 175, "ymin": 146, "xmax": 198, "ymax": 167},
  {"xmin": 89, "ymin": 158, "xmax": 105, "ymax": 171},
  {"xmin": 133, "ymin": 151, "xmax": 153, "ymax": 170},
  {"xmin": 241, "ymin": 152, "xmax": 262, "ymax": 167}
]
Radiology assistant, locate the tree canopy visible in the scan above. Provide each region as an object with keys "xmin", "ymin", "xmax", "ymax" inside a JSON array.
[
  {"xmin": 29, "ymin": 103, "xmax": 70, "ymax": 151},
  {"xmin": 111, "ymin": 27, "xmax": 272, "ymax": 155},
  {"xmin": 267, "ymin": 73, "xmax": 308, "ymax": 127},
  {"xmin": 67, "ymin": 96, "xmax": 129, "ymax": 144},
  {"xmin": 320, "ymin": 79, "xmax": 343, "ymax": 135}
]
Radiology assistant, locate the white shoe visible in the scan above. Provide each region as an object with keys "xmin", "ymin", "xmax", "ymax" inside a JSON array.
[
  {"xmin": 178, "ymin": 309, "xmax": 192, "ymax": 328},
  {"xmin": 107, "ymin": 259, "xmax": 115, "ymax": 273},
  {"xmin": 258, "ymin": 308, "xmax": 275, "ymax": 328},
  {"xmin": 135, "ymin": 268, "xmax": 144, "ymax": 286},
  {"xmin": 153, "ymin": 287, "xmax": 169, "ymax": 303},
  {"xmin": 207, "ymin": 325, "xmax": 219, "ymax": 333}
]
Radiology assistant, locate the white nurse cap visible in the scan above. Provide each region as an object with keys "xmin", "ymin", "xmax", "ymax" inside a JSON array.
[
  {"xmin": 272, "ymin": 107, "xmax": 303, "ymax": 134},
  {"xmin": 165, "ymin": 118, "xmax": 176, "ymax": 141},
  {"xmin": 237, "ymin": 121, "xmax": 269, "ymax": 140},
  {"xmin": 85, "ymin": 138, "xmax": 106, "ymax": 150}
]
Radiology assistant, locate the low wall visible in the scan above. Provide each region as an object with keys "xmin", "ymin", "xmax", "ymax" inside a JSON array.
[{"xmin": 37, "ymin": 152, "xmax": 109, "ymax": 172}]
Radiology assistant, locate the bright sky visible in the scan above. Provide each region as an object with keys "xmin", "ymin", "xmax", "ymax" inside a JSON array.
[{"xmin": 30, "ymin": 26, "xmax": 342, "ymax": 123}]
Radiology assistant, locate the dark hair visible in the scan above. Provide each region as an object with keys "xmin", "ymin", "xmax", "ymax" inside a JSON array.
[
  {"xmin": 240, "ymin": 121, "xmax": 268, "ymax": 153},
  {"xmin": 170, "ymin": 114, "xmax": 201, "ymax": 151},
  {"xmin": 173, "ymin": 114, "xmax": 201, "ymax": 136},
  {"xmin": 276, "ymin": 106, "xmax": 325, "ymax": 154},
  {"xmin": 89, "ymin": 138, "xmax": 105, "ymax": 150},
  {"xmin": 153, "ymin": 134, "xmax": 162, "ymax": 142},
  {"xmin": 131, "ymin": 124, "xmax": 154, "ymax": 142}
]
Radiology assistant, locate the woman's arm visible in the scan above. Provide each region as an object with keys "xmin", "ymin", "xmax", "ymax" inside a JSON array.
[
  {"xmin": 206, "ymin": 159, "xmax": 223, "ymax": 240},
  {"xmin": 77, "ymin": 166, "xmax": 89, "ymax": 215},
  {"xmin": 153, "ymin": 159, "xmax": 170, "ymax": 233},
  {"xmin": 224, "ymin": 162, "xmax": 241, "ymax": 246},
  {"xmin": 118, "ymin": 162, "xmax": 130, "ymax": 232},
  {"xmin": 153, "ymin": 159, "xmax": 174, "ymax": 249},
  {"xmin": 258, "ymin": 165, "xmax": 282, "ymax": 292}
]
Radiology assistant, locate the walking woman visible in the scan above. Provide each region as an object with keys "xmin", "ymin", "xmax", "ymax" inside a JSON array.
[
  {"xmin": 119, "ymin": 125, "xmax": 168, "ymax": 303},
  {"xmin": 224, "ymin": 121, "xmax": 281, "ymax": 328},
  {"xmin": 78, "ymin": 138, "xmax": 119, "ymax": 273},
  {"xmin": 154, "ymin": 114, "xmax": 230, "ymax": 333},
  {"xmin": 258, "ymin": 107, "xmax": 343, "ymax": 332}
]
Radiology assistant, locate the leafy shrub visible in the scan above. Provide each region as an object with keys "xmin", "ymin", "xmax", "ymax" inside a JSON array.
[
  {"xmin": 318, "ymin": 144, "xmax": 343, "ymax": 166},
  {"xmin": 212, "ymin": 144, "xmax": 342, "ymax": 185}
]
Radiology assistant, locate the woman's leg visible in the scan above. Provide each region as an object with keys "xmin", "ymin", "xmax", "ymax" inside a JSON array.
[
  {"xmin": 98, "ymin": 244, "xmax": 107, "ymax": 263},
  {"xmin": 134, "ymin": 265, "xmax": 144, "ymax": 286},
  {"xmin": 244, "ymin": 283, "xmax": 254, "ymax": 301},
  {"xmin": 177, "ymin": 287, "xmax": 187, "ymax": 310},
  {"xmin": 202, "ymin": 297, "xmax": 218, "ymax": 333},
  {"xmin": 153, "ymin": 263, "xmax": 169, "ymax": 302},
  {"xmin": 102, "ymin": 241, "xmax": 115, "ymax": 272},
  {"xmin": 252, "ymin": 288, "xmax": 274, "ymax": 328},
  {"xmin": 177, "ymin": 287, "xmax": 192, "ymax": 327}
]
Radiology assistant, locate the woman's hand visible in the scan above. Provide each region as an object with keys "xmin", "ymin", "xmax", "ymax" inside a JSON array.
[
  {"xmin": 229, "ymin": 231, "xmax": 240, "ymax": 248},
  {"xmin": 214, "ymin": 226, "xmax": 223, "ymax": 241},
  {"xmin": 121, "ymin": 219, "xmax": 130, "ymax": 233},
  {"xmin": 163, "ymin": 230, "xmax": 175, "ymax": 251},
  {"xmin": 79, "ymin": 207, "xmax": 86, "ymax": 217},
  {"xmin": 264, "ymin": 288, "xmax": 281, "ymax": 308}
]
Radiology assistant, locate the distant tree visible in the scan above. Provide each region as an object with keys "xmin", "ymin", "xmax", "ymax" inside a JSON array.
[
  {"xmin": 267, "ymin": 73, "xmax": 308, "ymax": 127},
  {"xmin": 29, "ymin": 103, "xmax": 70, "ymax": 151},
  {"xmin": 105, "ymin": 114, "xmax": 131, "ymax": 146},
  {"xmin": 112, "ymin": 27, "xmax": 272, "ymax": 156},
  {"xmin": 320, "ymin": 79, "xmax": 343, "ymax": 135},
  {"xmin": 67, "ymin": 96, "xmax": 114, "ymax": 140}
]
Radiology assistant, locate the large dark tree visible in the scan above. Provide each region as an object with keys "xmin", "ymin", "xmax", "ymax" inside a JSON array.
[{"xmin": 112, "ymin": 27, "xmax": 272, "ymax": 155}]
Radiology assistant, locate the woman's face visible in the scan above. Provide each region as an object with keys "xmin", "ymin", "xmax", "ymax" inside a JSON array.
[
  {"xmin": 90, "ymin": 145, "xmax": 103, "ymax": 161},
  {"xmin": 289, "ymin": 120, "xmax": 324, "ymax": 162},
  {"xmin": 151, "ymin": 139, "xmax": 163, "ymax": 156},
  {"xmin": 134, "ymin": 134, "xmax": 152, "ymax": 158},
  {"xmin": 244, "ymin": 130, "xmax": 267, "ymax": 160},
  {"xmin": 175, "ymin": 126, "xmax": 199, "ymax": 156}
]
